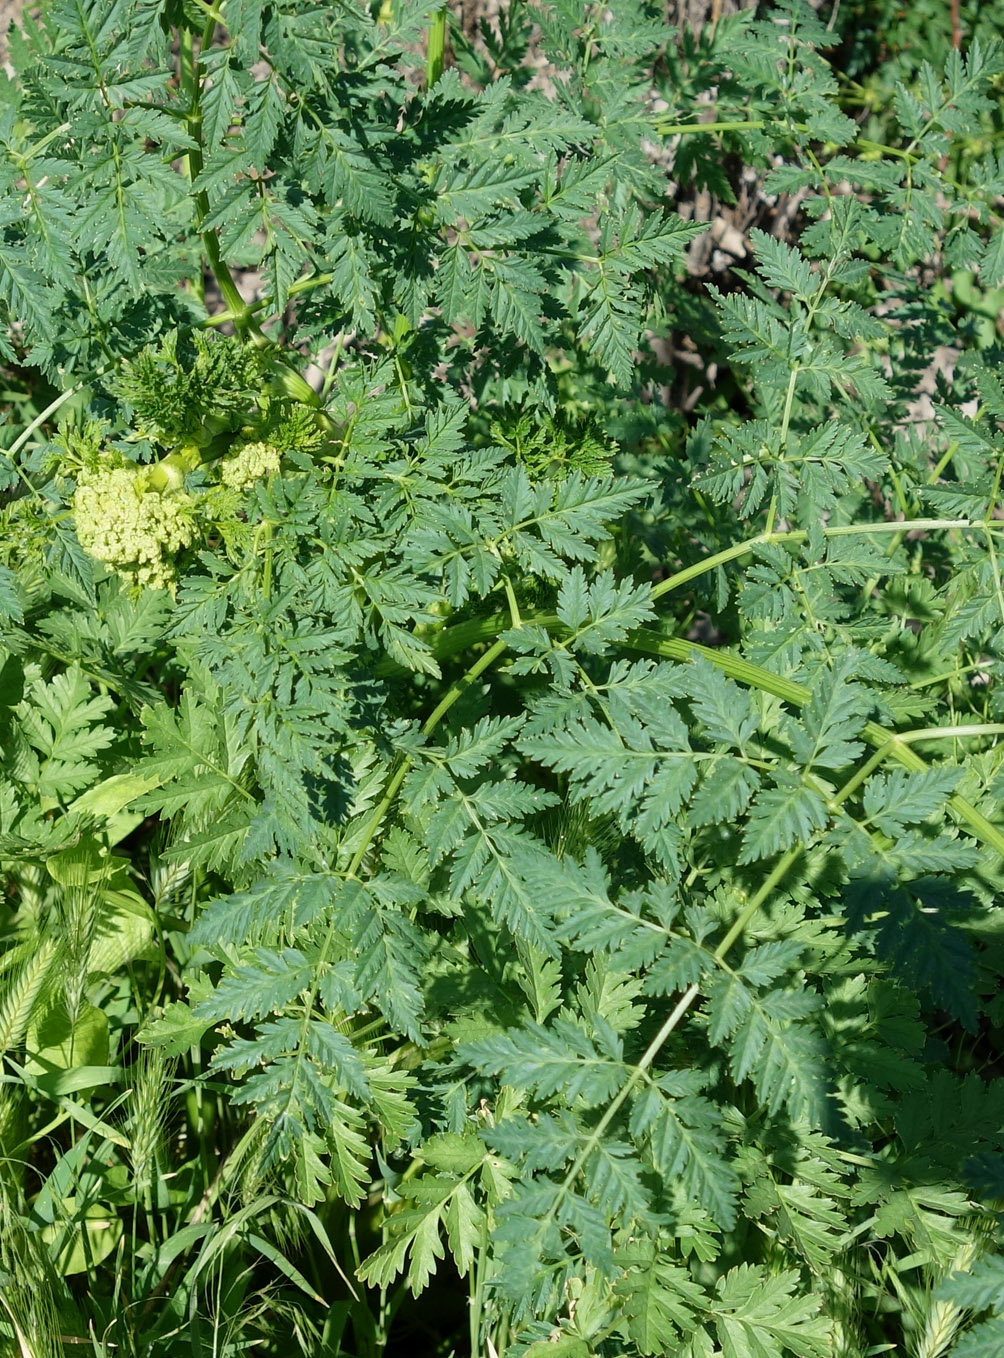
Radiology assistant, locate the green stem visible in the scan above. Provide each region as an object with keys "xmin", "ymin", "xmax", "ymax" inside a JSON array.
[
  {"xmin": 649, "ymin": 518, "xmax": 974, "ymax": 603},
  {"xmin": 424, "ymin": 516, "xmax": 977, "ymax": 663},
  {"xmin": 624, "ymin": 628, "xmax": 1004, "ymax": 859},
  {"xmin": 655, "ymin": 118, "xmax": 768, "ymax": 136},
  {"xmin": 17, "ymin": 121, "xmax": 72, "ymax": 163},
  {"xmin": 550, "ymin": 840, "xmax": 801, "ymax": 1227},
  {"xmin": 553, "ymin": 983, "xmax": 700, "ymax": 1204},
  {"xmin": 911, "ymin": 658, "xmax": 998, "ymax": 690},
  {"xmin": 830, "ymin": 743, "xmax": 892, "ymax": 809},
  {"xmin": 346, "ymin": 638, "xmax": 509, "ymax": 878},
  {"xmin": 7, "ymin": 384, "xmax": 84, "ymax": 477},
  {"xmin": 426, "ymin": 6, "xmax": 447, "ymax": 87},
  {"xmin": 260, "ymin": 521, "xmax": 274, "ymax": 602},
  {"xmin": 421, "ymin": 513, "xmax": 972, "ymax": 662},
  {"xmin": 180, "ymin": 20, "xmax": 262, "ymax": 339},
  {"xmin": 712, "ymin": 848, "xmax": 802, "ymax": 961},
  {"xmin": 503, "ymin": 576, "xmax": 522, "ymax": 628},
  {"xmin": 855, "ymin": 137, "xmax": 917, "ymax": 162},
  {"xmin": 538, "ymin": 665, "xmax": 1004, "ymax": 1224},
  {"xmin": 421, "ymin": 637, "xmax": 508, "ymax": 739},
  {"xmin": 889, "ymin": 723, "xmax": 1004, "ymax": 745},
  {"xmin": 203, "ymin": 268, "xmax": 336, "ymax": 328},
  {"xmin": 779, "ymin": 365, "xmax": 799, "ymax": 448},
  {"xmin": 402, "ymin": 609, "xmax": 1004, "ymax": 860}
]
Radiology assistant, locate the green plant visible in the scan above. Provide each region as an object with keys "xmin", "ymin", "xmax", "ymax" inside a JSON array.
[{"xmin": 2, "ymin": 1, "xmax": 1004, "ymax": 1354}]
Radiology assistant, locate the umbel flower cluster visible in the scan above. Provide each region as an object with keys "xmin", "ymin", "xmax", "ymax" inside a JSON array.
[
  {"xmin": 73, "ymin": 464, "xmax": 197, "ymax": 591},
  {"xmin": 219, "ymin": 439, "xmax": 282, "ymax": 490},
  {"xmin": 72, "ymin": 439, "xmax": 282, "ymax": 590},
  {"xmin": 63, "ymin": 332, "xmax": 324, "ymax": 589}
]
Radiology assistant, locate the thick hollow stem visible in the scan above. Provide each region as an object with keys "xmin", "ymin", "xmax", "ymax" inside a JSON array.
[{"xmin": 426, "ymin": 7, "xmax": 447, "ymax": 87}]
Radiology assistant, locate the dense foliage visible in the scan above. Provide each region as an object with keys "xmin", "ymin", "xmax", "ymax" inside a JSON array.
[{"xmin": 3, "ymin": 0, "xmax": 1004, "ymax": 1353}]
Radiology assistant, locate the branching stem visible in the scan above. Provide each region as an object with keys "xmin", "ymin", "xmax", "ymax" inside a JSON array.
[
  {"xmin": 387, "ymin": 604, "xmax": 1004, "ymax": 861},
  {"xmin": 650, "ymin": 518, "xmax": 975, "ymax": 602},
  {"xmin": 552, "ymin": 842, "xmax": 802, "ymax": 1226},
  {"xmin": 625, "ymin": 628, "xmax": 1004, "ymax": 859},
  {"xmin": 346, "ymin": 638, "xmax": 509, "ymax": 878}
]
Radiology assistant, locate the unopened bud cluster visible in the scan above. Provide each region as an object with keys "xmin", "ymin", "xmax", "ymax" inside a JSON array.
[
  {"xmin": 219, "ymin": 440, "xmax": 282, "ymax": 490},
  {"xmin": 73, "ymin": 464, "xmax": 197, "ymax": 591}
]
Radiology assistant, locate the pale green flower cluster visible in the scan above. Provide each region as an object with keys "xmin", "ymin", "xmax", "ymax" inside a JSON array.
[
  {"xmin": 73, "ymin": 464, "xmax": 196, "ymax": 590},
  {"xmin": 219, "ymin": 440, "xmax": 281, "ymax": 490}
]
